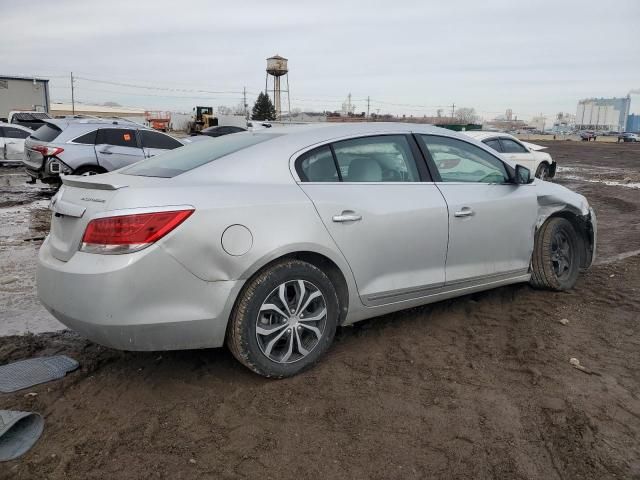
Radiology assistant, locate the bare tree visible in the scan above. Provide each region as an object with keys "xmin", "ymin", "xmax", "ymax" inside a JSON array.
[{"xmin": 454, "ymin": 107, "xmax": 478, "ymax": 124}]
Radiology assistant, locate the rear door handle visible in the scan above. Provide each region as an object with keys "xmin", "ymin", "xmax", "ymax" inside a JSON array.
[
  {"xmin": 454, "ymin": 207, "xmax": 475, "ymax": 218},
  {"xmin": 332, "ymin": 211, "xmax": 362, "ymax": 223},
  {"xmin": 99, "ymin": 150, "xmax": 113, "ymax": 155}
]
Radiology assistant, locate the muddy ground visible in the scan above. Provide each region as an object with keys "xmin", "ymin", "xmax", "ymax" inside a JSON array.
[{"xmin": 1, "ymin": 141, "xmax": 639, "ymax": 479}]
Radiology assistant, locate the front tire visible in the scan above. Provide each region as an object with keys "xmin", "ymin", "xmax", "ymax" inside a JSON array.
[
  {"xmin": 530, "ymin": 218, "xmax": 580, "ymax": 291},
  {"xmin": 227, "ymin": 260, "xmax": 339, "ymax": 378}
]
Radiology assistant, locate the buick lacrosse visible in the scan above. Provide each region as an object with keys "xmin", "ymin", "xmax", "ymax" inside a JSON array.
[{"xmin": 38, "ymin": 123, "xmax": 596, "ymax": 377}]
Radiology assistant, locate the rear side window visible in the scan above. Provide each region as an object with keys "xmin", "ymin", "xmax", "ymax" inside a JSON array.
[
  {"xmin": 298, "ymin": 146, "xmax": 339, "ymax": 182},
  {"xmin": 123, "ymin": 132, "xmax": 280, "ymax": 178},
  {"xmin": 73, "ymin": 130, "xmax": 97, "ymax": 145},
  {"xmin": 484, "ymin": 138, "xmax": 503, "ymax": 152},
  {"xmin": 4, "ymin": 127, "xmax": 30, "ymax": 139},
  {"xmin": 96, "ymin": 128, "xmax": 138, "ymax": 148},
  {"xmin": 139, "ymin": 130, "xmax": 182, "ymax": 150},
  {"xmin": 500, "ymin": 138, "xmax": 528, "ymax": 153},
  {"xmin": 31, "ymin": 124, "xmax": 62, "ymax": 142},
  {"xmin": 333, "ymin": 135, "xmax": 420, "ymax": 182}
]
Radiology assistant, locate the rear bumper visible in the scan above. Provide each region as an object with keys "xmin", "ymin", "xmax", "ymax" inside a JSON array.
[
  {"xmin": 23, "ymin": 157, "xmax": 69, "ymax": 183},
  {"xmin": 37, "ymin": 239, "xmax": 243, "ymax": 351}
]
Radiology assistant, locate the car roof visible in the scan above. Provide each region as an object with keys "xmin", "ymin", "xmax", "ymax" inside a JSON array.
[
  {"xmin": 246, "ymin": 122, "xmax": 470, "ymax": 151},
  {"xmin": 45, "ymin": 117, "xmax": 145, "ymax": 128}
]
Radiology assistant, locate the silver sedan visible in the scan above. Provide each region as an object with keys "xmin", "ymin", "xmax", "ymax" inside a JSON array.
[{"xmin": 37, "ymin": 123, "xmax": 596, "ymax": 377}]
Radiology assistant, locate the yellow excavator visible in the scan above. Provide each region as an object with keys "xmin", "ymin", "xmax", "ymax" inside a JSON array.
[{"xmin": 188, "ymin": 106, "xmax": 218, "ymax": 134}]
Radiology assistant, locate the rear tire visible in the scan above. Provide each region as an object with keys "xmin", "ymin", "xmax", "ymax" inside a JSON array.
[
  {"xmin": 530, "ymin": 218, "xmax": 580, "ymax": 291},
  {"xmin": 535, "ymin": 163, "xmax": 550, "ymax": 180},
  {"xmin": 227, "ymin": 260, "xmax": 339, "ymax": 378},
  {"xmin": 73, "ymin": 166, "xmax": 107, "ymax": 176}
]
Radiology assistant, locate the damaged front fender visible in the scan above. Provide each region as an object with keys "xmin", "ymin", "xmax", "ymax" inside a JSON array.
[{"xmin": 535, "ymin": 181, "xmax": 597, "ymax": 268}]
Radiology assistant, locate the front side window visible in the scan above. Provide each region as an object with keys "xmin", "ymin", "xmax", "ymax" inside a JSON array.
[
  {"xmin": 484, "ymin": 138, "xmax": 503, "ymax": 152},
  {"xmin": 97, "ymin": 128, "xmax": 138, "ymax": 148},
  {"xmin": 298, "ymin": 146, "xmax": 339, "ymax": 182},
  {"xmin": 500, "ymin": 138, "xmax": 528, "ymax": 153},
  {"xmin": 332, "ymin": 135, "xmax": 420, "ymax": 182},
  {"xmin": 139, "ymin": 130, "xmax": 182, "ymax": 150},
  {"xmin": 421, "ymin": 135, "xmax": 509, "ymax": 184}
]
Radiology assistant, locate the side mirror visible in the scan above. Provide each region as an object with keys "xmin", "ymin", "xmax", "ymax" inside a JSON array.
[{"xmin": 515, "ymin": 164, "xmax": 534, "ymax": 184}]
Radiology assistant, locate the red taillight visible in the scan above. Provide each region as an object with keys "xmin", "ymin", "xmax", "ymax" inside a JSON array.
[
  {"xmin": 80, "ymin": 209, "xmax": 194, "ymax": 254},
  {"xmin": 32, "ymin": 145, "xmax": 64, "ymax": 157}
]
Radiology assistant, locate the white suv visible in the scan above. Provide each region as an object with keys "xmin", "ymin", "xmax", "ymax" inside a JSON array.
[{"xmin": 463, "ymin": 131, "xmax": 556, "ymax": 180}]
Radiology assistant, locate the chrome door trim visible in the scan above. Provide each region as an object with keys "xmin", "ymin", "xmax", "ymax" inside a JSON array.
[{"xmin": 364, "ymin": 268, "xmax": 529, "ymax": 306}]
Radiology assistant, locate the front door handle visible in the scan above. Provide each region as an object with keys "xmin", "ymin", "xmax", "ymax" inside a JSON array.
[
  {"xmin": 332, "ymin": 211, "xmax": 362, "ymax": 223},
  {"xmin": 454, "ymin": 207, "xmax": 475, "ymax": 218},
  {"xmin": 99, "ymin": 150, "xmax": 113, "ymax": 154}
]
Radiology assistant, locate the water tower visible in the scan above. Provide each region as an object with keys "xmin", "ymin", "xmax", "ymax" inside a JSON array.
[{"xmin": 265, "ymin": 55, "xmax": 290, "ymax": 120}]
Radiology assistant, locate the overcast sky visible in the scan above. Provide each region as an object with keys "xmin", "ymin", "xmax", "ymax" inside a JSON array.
[{"xmin": 2, "ymin": 0, "xmax": 639, "ymax": 120}]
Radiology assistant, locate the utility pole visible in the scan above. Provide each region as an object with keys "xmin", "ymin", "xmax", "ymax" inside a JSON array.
[
  {"xmin": 243, "ymin": 86, "xmax": 247, "ymax": 119},
  {"xmin": 70, "ymin": 72, "xmax": 75, "ymax": 115},
  {"xmin": 367, "ymin": 96, "xmax": 370, "ymax": 119},
  {"xmin": 450, "ymin": 103, "xmax": 455, "ymax": 120}
]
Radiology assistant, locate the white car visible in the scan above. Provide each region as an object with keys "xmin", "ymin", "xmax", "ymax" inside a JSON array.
[
  {"xmin": 463, "ymin": 131, "xmax": 556, "ymax": 180},
  {"xmin": 0, "ymin": 122, "xmax": 32, "ymax": 164}
]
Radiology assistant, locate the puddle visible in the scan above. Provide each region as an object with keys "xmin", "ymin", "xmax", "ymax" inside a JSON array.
[{"xmin": 557, "ymin": 165, "xmax": 640, "ymax": 189}]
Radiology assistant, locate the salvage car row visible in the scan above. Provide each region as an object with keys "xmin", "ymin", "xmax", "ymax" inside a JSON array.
[{"xmin": 5, "ymin": 116, "xmax": 558, "ymax": 183}]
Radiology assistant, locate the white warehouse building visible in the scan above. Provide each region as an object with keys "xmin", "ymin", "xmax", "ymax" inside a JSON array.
[
  {"xmin": 0, "ymin": 75, "xmax": 50, "ymax": 121},
  {"xmin": 575, "ymin": 96, "xmax": 630, "ymax": 132}
]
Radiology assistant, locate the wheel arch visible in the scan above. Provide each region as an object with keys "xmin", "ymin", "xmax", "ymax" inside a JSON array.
[
  {"xmin": 73, "ymin": 164, "xmax": 108, "ymax": 175},
  {"xmin": 538, "ymin": 209, "xmax": 595, "ymax": 269},
  {"xmin": 236, "ymin": 247, "xmax": 354, "ymax": 326}
]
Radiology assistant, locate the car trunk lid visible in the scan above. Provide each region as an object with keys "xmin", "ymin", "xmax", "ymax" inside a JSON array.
[{"xmin": 48, "ymin": 176, "xmax": 128, "ymax": 261}]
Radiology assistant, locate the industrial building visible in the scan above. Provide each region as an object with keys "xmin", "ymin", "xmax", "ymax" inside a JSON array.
[
  {"xmin": 626, "ymin": 114, "xmax": 640, "ymax": 133},
  {"xmin": 575, "ymin": 96, "xmax": 630, "ymax": 132},
  {"xmin": 0, "ymin": 75, "xmax": 50, "ymax": 121}
]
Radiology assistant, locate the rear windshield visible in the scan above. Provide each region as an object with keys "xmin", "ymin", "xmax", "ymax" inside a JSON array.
[
  {"xmin": 31, "ymin": 124, "xmax": 62, "ymax": 142},
  {"xmin": 123, "ymin": 133, "xmax": 280, "ymax": 178}
]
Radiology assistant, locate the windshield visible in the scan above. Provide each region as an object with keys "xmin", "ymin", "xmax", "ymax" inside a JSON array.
[{"xmin": 123, "ymin": 132, "xmax": 280, "ymax": 178}]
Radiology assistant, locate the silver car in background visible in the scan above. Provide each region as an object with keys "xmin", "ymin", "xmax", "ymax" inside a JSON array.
[
  {"xmin": 23, "ymin": 118, "xmax": 202, "ymax": 184},
  {"xmin": 37, "ymin": 123, "xmax": 596, "ymax": 377}
]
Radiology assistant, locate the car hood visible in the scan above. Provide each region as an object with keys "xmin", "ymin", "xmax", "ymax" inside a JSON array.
[{"xmin": 522, "ymin": 141, "xmax": 547, "ymax": 151}]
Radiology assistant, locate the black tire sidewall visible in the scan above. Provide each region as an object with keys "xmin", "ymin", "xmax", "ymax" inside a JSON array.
[
  {"xmin": 546, "ymin": 219, "xmax": 580, "ymax": 290},
  {"xmin": 536, "ymin": 163, "xmax": 549, "ymax": 179},
  {"xmin": 234, "ymin": 261, "xmax": 339, "ymax": 377}
]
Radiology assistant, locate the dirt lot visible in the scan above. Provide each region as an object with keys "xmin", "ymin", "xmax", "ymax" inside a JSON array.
[{"xmin": 1, "ymin": 142, "xmax": 639, "ymax": 479}]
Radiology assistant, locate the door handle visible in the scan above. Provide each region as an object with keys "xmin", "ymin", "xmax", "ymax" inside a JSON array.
[
  {"xmin": 454, "ymin": 207, "xmax": 475, "ymax": 217},
  {"xmin": 99, "ymin": 150, "xmax": 113, "ymax": 154},
  {"xmin": 332, "ymin": 211, "xmax": 362, "ymax": 223},
  {"xmin": 6, "ymin": 142, "xmax": 16, "ymax": 145}
]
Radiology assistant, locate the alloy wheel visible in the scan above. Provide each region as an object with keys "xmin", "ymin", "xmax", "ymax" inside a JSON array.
[
  {"xmin": 551, "ymin": 231, "xmax": 572, "ymax": 279},
  {"xmin": 255, "ymin": 280, "xmax": 327, "ymax": 364}
]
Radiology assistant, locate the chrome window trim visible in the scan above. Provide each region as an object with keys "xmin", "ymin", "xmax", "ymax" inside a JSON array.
[{"xmin": 289, "ymin": 131, "xmax": 416, "ymax": 183}]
